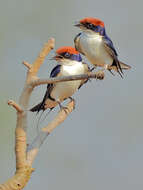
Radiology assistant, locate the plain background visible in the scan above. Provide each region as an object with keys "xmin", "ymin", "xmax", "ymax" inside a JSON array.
[{"xmin": 0, "ymin": 0, "xmax": 142, "ymax": 189}]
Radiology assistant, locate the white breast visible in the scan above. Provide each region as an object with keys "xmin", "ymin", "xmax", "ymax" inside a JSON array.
[
  {"xmin": 51, "ymin": 62, "xmax": 85, "ymax": 102},
  {"xmin": 79, "ymin": 32, "xmax": 113, "ymax": 66}
]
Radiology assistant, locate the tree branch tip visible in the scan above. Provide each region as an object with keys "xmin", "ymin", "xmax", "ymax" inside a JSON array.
[
  {"xmin": 95, "ymin": 70, "xmax": 105, "ymax": 80},
  {"xmin": 22, "ymin": 61, "xmax": 32, "ymax": 69},
  {"xmin": 47, "ymin": 38, "xmax": 55, "ymax": 49},
  {"xmin": 7, "ymin": 100, "xmax": 23, "ymax": 113},
  {"xmin": 42, "ymin": 38, "xmax": 55, "ymax": 52},
  {"xmin": 7, "ymin": 99, "xmax": 14, "ymax": 105}
]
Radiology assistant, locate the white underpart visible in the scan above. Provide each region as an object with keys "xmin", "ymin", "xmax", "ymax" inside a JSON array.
[
  {"xmin": 79, "ymin": 32, "xmax": 113, "ymax": 67},
  {"xmin": 51, "ymin": 61, "xmax": 85, "ymax": 102}
]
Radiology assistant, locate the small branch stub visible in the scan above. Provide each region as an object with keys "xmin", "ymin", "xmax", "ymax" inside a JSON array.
[
  {"xmin": 22, "ymin": 61, "xmax": 32, "ymax": 70},
  {"xmin": 7, "ymin": 100, "xmax": 23, "ymax": 113}
]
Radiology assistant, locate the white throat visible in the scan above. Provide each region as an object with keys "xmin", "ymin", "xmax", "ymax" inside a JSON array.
[
  {"xmin": 58, "ymin": 59, "xmax": 81, "ymax": 66},
  {"xmin": 83, "ymin": 30, "xmax": 102, "ymax": 40}
]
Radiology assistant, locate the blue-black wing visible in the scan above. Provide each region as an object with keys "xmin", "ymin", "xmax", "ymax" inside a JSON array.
[
  {"xmin": 44, "ymin": 64, "xmax": 61, "ymax": 100},
  {"xmin": 103, "ymin": 34, "xmax": 123, "ymax": 77},
  {"xmin": 30, "ymin": 65, "xmax": 61, "ymax": 112},
  {"xmin": 103, "ymin": 35, "xmax": 118, "ymax": 56},
  {"xmin": 50, "ymin": 64, "xmax": 61, "ymax": 78}
]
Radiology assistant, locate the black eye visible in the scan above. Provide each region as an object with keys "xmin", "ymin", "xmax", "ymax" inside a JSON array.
[
  {"xmin": 87, "ymin": 23, "xmax": 93, "ymax": 29},
  {"xmin": 64, "ymin": 52, "xmax": 70, "ymax": 58}
]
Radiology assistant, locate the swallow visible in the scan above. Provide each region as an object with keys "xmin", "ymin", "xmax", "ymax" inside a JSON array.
[
  {"xmin": 74, "ymin": 17, "xmax": 131, "ymax": 77},
  {"xmin": 30, "ymin": 46, "xmax": 90, "ymax": 113}
]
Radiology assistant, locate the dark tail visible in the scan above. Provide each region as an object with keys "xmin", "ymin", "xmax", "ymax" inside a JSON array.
[
  {"xmin": 108, "ymin": 62, "xmax": 131, "ymax": 76},
  {"xmin": 119, "ymin": 62, "xmax": 131, "ymax": 70},
  {"xmin": 30, "ymin": 102, "xmax": 44, "ymax": 112},
  {"xmin": 30, "ymin": 104, "xmax": 54, "ymax": 133}
]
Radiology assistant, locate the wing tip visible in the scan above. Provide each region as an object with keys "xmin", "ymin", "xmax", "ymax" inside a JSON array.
[
  {"xmin": 30, "ymin": 102, "xmax": 44, "ymax": 112},
  {"xmin": 120, "ymin": 62, "xmax": 131, "ymax": 70}
]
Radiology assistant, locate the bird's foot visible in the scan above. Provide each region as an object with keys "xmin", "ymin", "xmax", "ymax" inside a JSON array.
[
  {"xmin": 69, "ymin": 97, "xmax": 76, "ymax": 109},
  {"xmin": 58, "ymin": 102, "xmax": 69, "ymax": 113},
  {"xmin": 90, "ymin": 66, "xmax": 96, "ymax": 72},
  {"xmin": 96, "ymin": 70, "xmax": 105, "ymax": 80}
]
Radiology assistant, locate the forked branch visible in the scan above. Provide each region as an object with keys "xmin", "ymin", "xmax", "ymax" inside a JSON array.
[{"xmin": 0, "ymin": 38, "xmax": 104, "ymax": 190}]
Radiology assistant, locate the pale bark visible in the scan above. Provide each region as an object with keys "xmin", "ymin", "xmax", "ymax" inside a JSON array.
[{"xmin": 0, "ymin": 38, "xmax": 104, "ymax": 190}]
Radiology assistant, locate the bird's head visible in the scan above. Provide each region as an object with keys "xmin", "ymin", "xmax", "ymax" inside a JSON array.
[
  {"xmin": 75, "ymin": 17, "xmax": 105, "ymax": 35},
  {"xmin": 53, "ymin": 46, "xmax": 82, "ymax": 64}
]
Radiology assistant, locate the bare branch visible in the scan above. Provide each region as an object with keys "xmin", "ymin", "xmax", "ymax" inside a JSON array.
[
  {"xmin": 26, "ymin": 100, "xmax": 75, "ymax": 165},
  {"xmin": 0, "ymin": 166, "xmax": 34, "ymax": 190},
  {"xmin": 22, "ymin": 61, "xmax": 32, "ymax": 69},
  {"xmin": 0, "ymin": 38, "xmax": 55, "ymax": 190},
  {"xmin": 0, "ymin": 37, "xmax": 105, "ymax": 190},
  {"xmin": 42, "ymin": 100, "xmax": 75, "ymax": 134},
  {"xmin": 7, "ymin": 100, "xmax": 23, "ymax": 113},
  {"xmin": 30, "ymin": 70, "xmax": 105, "ymax": 87}
]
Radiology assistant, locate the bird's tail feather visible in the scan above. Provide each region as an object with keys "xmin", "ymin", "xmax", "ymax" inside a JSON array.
[
  {"xmin": 119, "ymin": 62, "xmax": 131, "ymax": 70},
  {"xmin": 36, "ymin": 108, "xmax": 53, "ymax": 133},
  {"xmin": 30, "ymin": 103, "xmax": 54, "ymax": 132},
  {"xmin": 30, "ymin": 102, "xmax": 44, "ymax": 112},
  {"xmin": 108, "ymin": 62, "xmax": 131, "ymax": 73}
]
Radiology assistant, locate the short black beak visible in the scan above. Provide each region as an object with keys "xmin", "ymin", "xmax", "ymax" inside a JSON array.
[
  {"xmin": 74, "ymin": 22, "xmax": 81, "ymax": 27},
  {"xmin": 51, "ymin": 55, "xmax": 63, "ymax": 61}
]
